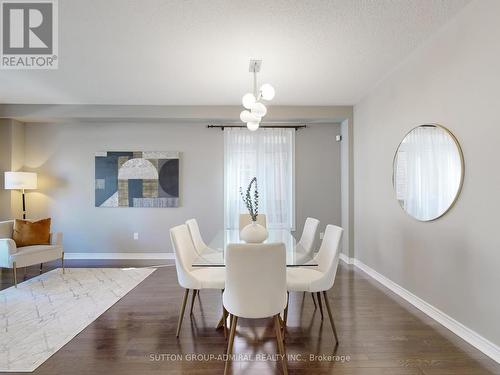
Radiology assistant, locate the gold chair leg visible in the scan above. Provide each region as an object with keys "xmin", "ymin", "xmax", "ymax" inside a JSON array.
[
  {"xmin": 322, "ymin": 291, "xmax": 339, "ymax": 345},
  {"xmin": 216, "ymin": 315, "xmax": 225, "ymax": 329},
  {"xmin": 284, "ymin": 292, "xmax": 289, "ymax": 324},
  {"xmin": 222, "ymin": 307, "xmax": 228, "ymax": 339},
  {"xmin": 218, "ymin": 289, "xmax": 228, "ymax": 338},
  {"xmin": 283, "ymin": 291, "xmax": 289, "ymax": 340},
  {"xmin": 274, "ymin": 314, "xmax": 288, "ymax": 375},
  {"xmin": 224, "ymin": 315, "xmax": 238, "ymax": 375},
  {"xmin": 316, "ymin": 292, "xmax": 324, "ymax": 320},
  {"xmin": 176, "ymin": 289, "xmax": 190, "ymax": 338},
  {"xmin": 190, "ymin": 289, "xmax": 198, "ymax": 316},
  {"xmin": 311, "ymin": 292, "xmax": 317, "ymax": 308},
  {"xmin": 61, "ymin": 252, "xmax": 65, "ymax": 274},
  {"xmin": 13, "ymin": 262, "xmax": 17, "ymax": 288}
]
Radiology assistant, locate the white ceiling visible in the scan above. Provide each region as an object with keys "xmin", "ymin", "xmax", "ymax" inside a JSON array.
[{"xmin": 0, "ymin": 0, "xmax": 471, "ymax": 106}]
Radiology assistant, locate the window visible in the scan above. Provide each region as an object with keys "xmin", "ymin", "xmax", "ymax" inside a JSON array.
[{"xmin": 224, "ymin": 128, "xmax": 295, "ymax": 229}]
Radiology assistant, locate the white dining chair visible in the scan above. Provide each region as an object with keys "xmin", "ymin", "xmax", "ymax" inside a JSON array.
[
  {"xmin": 186, "ymin": 218, "xmax": 214, "ymax": 254},
  {"xmin": 294, "ymin": 217, "xmax": 320, "ymax": 264},
  {"xmin": 294, "ymin": 217, "xmax": 321, "ymax": 310},
  {"xmin": 286, "ymin": 224, "xmax": 343, "ymax": 346},
  {"xmin": 170, "ymin": 224, "xmax": 226, "ymax": 337},
  {"xmin": 298, "ymin": 217, "xmax": 320, "ymax": 254},
  {"xmin": 223, "ymin": 242, "xmax": 288, "ymax": 375},
  {"xmin": 239, "ymin": 213, "xmax": 267, "ymax": 230}
]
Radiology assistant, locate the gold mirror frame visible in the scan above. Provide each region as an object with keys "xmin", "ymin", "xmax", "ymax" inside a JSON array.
[{"xmin": 392, "ymin": 124, "xmax": 465, "ymax": 222}]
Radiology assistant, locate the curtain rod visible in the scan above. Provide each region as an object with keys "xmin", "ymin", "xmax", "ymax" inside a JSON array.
[{"xmin": 207, "ymin": 124, "xmax": 307, "ymax": 131}]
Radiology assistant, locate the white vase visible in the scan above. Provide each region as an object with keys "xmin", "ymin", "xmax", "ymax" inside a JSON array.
[{"xmin": 240, "ymin": 222, "xmax": 268, "ymax": 243}]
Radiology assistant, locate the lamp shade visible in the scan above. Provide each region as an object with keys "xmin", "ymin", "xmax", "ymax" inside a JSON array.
[
  {"xmin": 250, "ymin": 102, "xmax": 267, "ymax": 118},
  {"xmin": 242, "ymin": 93, "xmax": 256, "ymax": 109},
  {"xmin": 240, "ymin": 110, "xmax": 260, "ymax": 123},
  {"xmin": 247, "ymin": 121, "xmax": 260, "ymax": 131},
  {"xmin": 260, "ymin": 83, "xmax": 275, "ymax": 100},
  {"xmin": 4, "ymin": 172, "xmax": 37, "ymax": 190}
]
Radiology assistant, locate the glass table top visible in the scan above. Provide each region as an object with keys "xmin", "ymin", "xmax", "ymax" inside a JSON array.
[{"xmin": 192, "ymin": 229, "xmax": 318, "ymax": 267}]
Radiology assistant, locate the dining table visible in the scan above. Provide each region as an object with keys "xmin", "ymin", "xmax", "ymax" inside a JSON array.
[
  {"xmin": 191, "ymin": 228, "xmax": 317, "ymax": 332},
  {"xmin": 192, "ymin": 228, "xmax": 318, "ymax": 267}
]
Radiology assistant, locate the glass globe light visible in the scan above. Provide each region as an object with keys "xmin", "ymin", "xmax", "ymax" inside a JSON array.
[
  {"xmin": 240, "ymin": 110, "xmax": 260, "ymax": 123},
  {"xmin": 247, "ymin": 121, "xmax": 260, "ymax": 131},
  {"xmin": 260, "ymin": 83, "xmax": 275, "ymax": 100},
  {"xmin": 250, "ymin": 102, "xmax": 267, "ymax": 118},
  {"xmin": 242, "ymin": 93, "xmax": 256, "ymax": 109}
]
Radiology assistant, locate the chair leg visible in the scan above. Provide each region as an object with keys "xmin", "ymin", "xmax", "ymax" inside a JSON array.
[
  {"xmin": 274, "ymin": 315, "xmax": 288, "ymax": 375},
  {"xmin": 61, "ymin": 252, "xmax": 65, "ymax": 274},
  {"xmin": 224, "ymin": 315, "xmax": 238, "ymax": 375},
  {"xmin": 283, "ymin": 292, "xmax": 289, "ymax": 325},
  {"xmin": 39, "ymin": 263, "xmax": 43, "ymax": 274},
  {"xmin": 176, "ymin": 289, "xmax": 190, "ymax": 338},
  {"xmin": 13, "ymin": 262, "xmax": 17, "ymax": 288},
  {"xmin": 283, "ymin": 292, "xmax": 289, "ymax": 340},
  {"xmin": 311, "ymin": 292, "xmax": 317, "ymax": 308},
  {"xmin": 190, "ymin": 289, "xmax": 198, "ymax": 316},
  {"xmin": 216, "ymin": 315, "xmax": 225, "ymax": 329},
  {"xmin": 222, "ymin": 307, "xmax": 228, "ymax": 339},
  {"xmin": 220, "ymin": 289, "xmax": 228, "ymax": 338},
  {"xmin": 316, "ymin": 292, "xmax": 324, "ymax": 320},
  {"xmin": 322, "ymin": 291, "xmax": 339, "ymax": 345}
]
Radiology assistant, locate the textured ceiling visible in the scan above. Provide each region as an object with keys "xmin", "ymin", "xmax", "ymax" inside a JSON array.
[{"xmin": 0, "ymin": 0, "xmax": 471, "ymax": 105}]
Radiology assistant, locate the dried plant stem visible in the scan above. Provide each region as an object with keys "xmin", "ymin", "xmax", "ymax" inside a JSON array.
[{"xmin": 239, "ymin": 177, "xmax": 259, "ymax": 221}]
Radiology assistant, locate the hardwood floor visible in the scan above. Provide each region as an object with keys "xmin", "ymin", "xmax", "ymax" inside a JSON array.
[{"xmin": 1, "ymin": 261, "xmax": 500, "ymax": 374}]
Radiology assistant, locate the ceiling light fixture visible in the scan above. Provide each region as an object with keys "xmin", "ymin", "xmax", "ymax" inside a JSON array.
[{"xmin": 240, "ymin": 59, "xmax": 275, "ymax": 131}]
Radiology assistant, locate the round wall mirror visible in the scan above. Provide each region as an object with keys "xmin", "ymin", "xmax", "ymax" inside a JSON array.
[{"xmin": 393, "ymin": 124, "xmax": 464, "ymax": 221}]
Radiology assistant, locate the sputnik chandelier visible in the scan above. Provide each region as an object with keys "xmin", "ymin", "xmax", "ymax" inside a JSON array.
[{"xmin": 240, "ymin": 59, "xmax": 275, "ymax": 131}]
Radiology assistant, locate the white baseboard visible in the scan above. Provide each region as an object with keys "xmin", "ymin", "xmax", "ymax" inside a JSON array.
[
  {"xmin": 340, "ymin": 255, "xmax": 500, "ymax": 364},
  {"xmin": 64, "ymin": 252, "xmax": 175, "ymax": 260},
  {"xmin": 339, "ymin": 252, "xmax": 354, "ymax": 264}
]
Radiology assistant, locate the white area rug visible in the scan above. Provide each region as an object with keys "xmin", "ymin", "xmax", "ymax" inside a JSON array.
[{"xmin": 0, "ymin": 267, "xmax": 156, "ymax": 372}]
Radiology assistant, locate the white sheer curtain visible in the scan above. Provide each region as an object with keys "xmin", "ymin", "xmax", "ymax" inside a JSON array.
[
  {"xmin": 395, "ymin": 126, "xmax": 462, "ymax": 221},
  {"xmin": 224, "ymin": 128, "xmax": 294, "ymax": 229}
]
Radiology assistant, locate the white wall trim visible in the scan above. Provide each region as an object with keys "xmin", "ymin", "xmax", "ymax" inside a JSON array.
[
  {"xmin": 340, "ymin": 256, "xmax": 500, "ymax": 364},
  {"xmin": 339, "ymin": 252, "xmax": 354, "ymax": 264},
  {"xmin": 65, "ymin": 252, "xmax": 175, "ymax": 260}
]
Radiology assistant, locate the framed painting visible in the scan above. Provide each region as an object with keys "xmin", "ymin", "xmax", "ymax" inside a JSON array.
[{"xmin": 95, "ymin": 151, "xmax": 179, "ymax": 207}]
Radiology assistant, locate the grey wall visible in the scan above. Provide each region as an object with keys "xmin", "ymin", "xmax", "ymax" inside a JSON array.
[
  {"xmin": 295, "ymin": 124, "xmax": 341, "ymax": 248},
  {"xmin": 0, "ymin": 120, "xmax": 11, "ymax": 220},
  {"xmin": 0, "ymin": 105, "xmax": 353, "ymax": 124},
  {"xmin": 23, "ymin": 121, "xmax": 341, "ymax": 254},
  {"xmin": 354, "ymin": 0, "xmax": 500, "ymax": 347},
  {"xmin": 24, "ymin": 122, "xmax": 224, "ymax": 254},
  {"xmin": 340, "ymin": 119, "xmax": 354, "ymax": 257},
  {"xmin": 0, "ymin": 119, "xmax": 25, "ymax": 220},
  {"xmin": 10, "ymin": 120, "xmax": 25, "ymax": 218}
]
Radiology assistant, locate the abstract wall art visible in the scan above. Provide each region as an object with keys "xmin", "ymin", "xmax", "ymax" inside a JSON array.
[{"xmin": 95, "ymin": 151, "xmax": 179, "ymax": 208}]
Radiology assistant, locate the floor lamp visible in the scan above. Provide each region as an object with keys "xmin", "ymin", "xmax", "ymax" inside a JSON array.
[{"xmin": 4, "ymin": 172, "xmax": 38, "ymax": 219}]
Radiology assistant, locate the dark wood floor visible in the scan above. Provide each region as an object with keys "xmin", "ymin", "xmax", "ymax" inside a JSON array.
[{"xmin": 1, "ymin": 261, "xmax": 500, "ymax": 375}]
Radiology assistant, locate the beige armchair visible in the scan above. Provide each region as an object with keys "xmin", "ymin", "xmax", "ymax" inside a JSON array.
[{"xmin": 0, "ymin": 220, "xmax": 64, "ymax": 288}]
